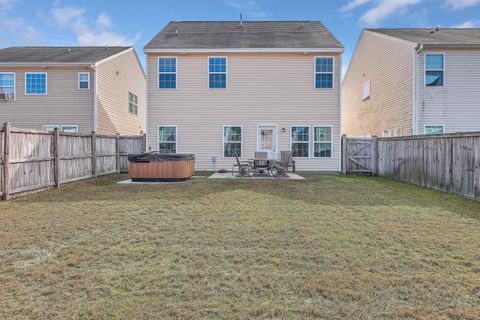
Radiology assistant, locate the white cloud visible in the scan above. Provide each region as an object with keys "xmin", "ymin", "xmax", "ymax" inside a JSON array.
[
  {"xmin": 444, "ymin": 0, "xmax": 480, "ymax": 10},
  {"xmin": 0, "ymin": 0, "xmax": 18, "ymax": 11},
  {"xmin": 356, "ymin": 0, "xmax": 422, "ymax": 26},
  {"xmin": 452, "ymin": 19, "xmax": 479, "ymax": 28},
  {"xmin": 223, "ymin": 0, "xmax": 268, "ymax": 18},
  {"xmin": 50, "ymin": 5, "xmax": 139, "ymax": 46},
  {"xmin": 340, "ymin": 0, "xmax": 372, "ymax": 13},
  {"xmin": 0, "ymin": 3, "xmax": 43, "ymax": 46}
]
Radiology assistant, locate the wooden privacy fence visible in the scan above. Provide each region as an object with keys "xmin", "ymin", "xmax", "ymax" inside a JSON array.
[
  {"xmin": 1, "ymin": 123, "xmax": 145, "ymax": 200},
  {"xmin": 342, "ymin": 133, "xmax": 480, "ymax": 200}
]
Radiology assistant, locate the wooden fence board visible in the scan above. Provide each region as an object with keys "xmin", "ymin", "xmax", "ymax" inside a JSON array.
[{"xmin": 1, "ymin": 123, "xmax": 144, "ymax": 200}]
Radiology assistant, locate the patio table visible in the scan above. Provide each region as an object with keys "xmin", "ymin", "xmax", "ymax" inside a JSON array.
[{"xmin": 250, "ymin": 158, "xmax": 275, "ymax": 175}]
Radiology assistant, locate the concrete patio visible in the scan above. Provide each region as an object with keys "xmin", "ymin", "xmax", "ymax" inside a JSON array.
[{"xmin": 208, "ymin": 172, "xmax": 305, "ymax": 180}]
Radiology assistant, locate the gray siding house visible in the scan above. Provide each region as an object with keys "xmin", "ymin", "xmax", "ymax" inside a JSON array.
[
  {"xmin": 0, "ymin": 46, "xmax": 145, "ymax": 135},
  {"xmin": 145, "ymin": 21, "xmax": 344, "ymax": 171},
  {"xmin": 343, "ymin": 28, "xmax": 480, "ymax": 137}
]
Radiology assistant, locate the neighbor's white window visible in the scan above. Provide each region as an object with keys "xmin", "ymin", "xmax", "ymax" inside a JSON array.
[
  {"xmin": 159, "ymin": 57, "xmax": 177, "ymax": 89},
  {"xmin": 314, "ymin": 126, "xmax": 332, "ymax": 158},
  {"xmin": 425, "ymin": 53, "xmax": 444, "ymax": 87},
  {"xmin": 25, "ymin": 72, "xmax": 47, "ymax": 95},
  {"xmin": 43, "ymin": 125, "xmax": 60, "ymax": 132},
  {"xmin": 208, "ymin": 57, "xmax": 227, "ymax": 89},
  {"xmin": 78, "ymin": 72, "xmax": 90, "ymax": 89},
  {"xmin": 315, "ymin": 57, "xmax": 334, "ymax": 89},
  {"xmin": 291, "ymin": 126, "xmax": 310, "ymax": 157},
  {"xmin": 158, "ymin": 126, "xmax": 177, "ymax": 153},
  {"xmin": 0, "ymin": 72, "xmax": 15, "ymax": 100},
  {"xmin": 61, "ymin": 125, "xmax": 78, "ymax": 133},
  {"xmin": 128, "ymin": 92, "xmax": 138, "ymax": 115},
  {"xmin": 425, "ymin": 125, "xmax": 444, "ymax": 135},
  {"xmin": 223, "ymin": 126, "xmax": 242, "ymax": 157},
  {"xmin": 362, "ymin": 80, "xmax": 371, "ymax": 101}
]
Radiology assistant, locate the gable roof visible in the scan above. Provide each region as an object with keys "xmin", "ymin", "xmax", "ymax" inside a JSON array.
[
  {"xmin": 366, "ymin": 28, "xmax": 480, "ymax": 48},
  {"xmin": 144, "ymin": 21, "xmax": 344, "ymax": 52},
  {"xmin": 0, "ymin": 46, "xmax": 132, "ymax": 65}
]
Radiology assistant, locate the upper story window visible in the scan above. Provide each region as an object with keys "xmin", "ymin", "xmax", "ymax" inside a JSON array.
[
  {"xmin": 25, "ymin": 73, "xmax": 47, "ymax": 95},
  {"xmin": 362, "ymin": 80, "xmax": 371, "ymax": 101},
  {"xmin": 159, "ymin": 57, "xmax": 177, "ymax": 89},
  {"xmin": 425, "ymin": 53, "xmax": 444, "ymax": 87},
  {"xmin": 0, "ymin": 72, "xmax": 15, "ymax": 100},
  {"xmin": 78, "ymin": 72, "xmax": 90, "ymax": 90},
  {"xmin": 291, "ymin": 126, "xmax": 310, "ymax": 158},
  {"xmin": 128, "ymin": 92, "xmax": 138, "ymax": 115},
  {"xmin": 208, "ymin": 57, "xmax": 227, "ymax": 89},
  {"xmin": 315, "ymin": 57, "xmax": 334, "ymax": 89},
  {"xmin": 43, "ymin": 125, "xmax": 79, "ymax": 133}
]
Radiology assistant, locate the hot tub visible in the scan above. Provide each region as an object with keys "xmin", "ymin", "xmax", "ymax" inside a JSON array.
[{"xmin": 128, "ymin": 153, "xmax": 195, "ymax": 182}]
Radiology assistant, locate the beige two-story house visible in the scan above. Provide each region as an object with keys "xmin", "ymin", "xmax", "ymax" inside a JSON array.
[
  {"xmin": 0, "ymin": 46, "xmax": 145, "ymax": 135},
  {"xmin": 145, "ymin": 21, "xmax": 344, "ymax": 171},
  {"xmin": 343, "ymin": 28, "xmax": 480, "ymax": 137}
]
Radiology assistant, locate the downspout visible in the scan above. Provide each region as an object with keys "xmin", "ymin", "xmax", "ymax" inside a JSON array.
[
  {"xmin": 92, "ymin": 65, "xmax": 98, "ymax": 132},
  {"xmin": 412, "ymin": 44, "xmax": 423, "ymax": 135},
  {"xmin": 145, "ymin": 56, "xmax": 149, "ymax": 151}
]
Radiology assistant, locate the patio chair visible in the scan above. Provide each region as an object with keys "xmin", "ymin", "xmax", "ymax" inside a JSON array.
[
  {"xmin": 232, "ymin": 153, "xmax": 251, "ymax": 177},
  {"xmin": 253, "ymin": 151, "xmax": 270, "ymax": 175},
  {"xmin": 280, "ymin": 151, "xmax": 296, "ymax": 173},
  {"xmin": 273, "ymin": 151, "xmax": 292, "ymax": 177}
]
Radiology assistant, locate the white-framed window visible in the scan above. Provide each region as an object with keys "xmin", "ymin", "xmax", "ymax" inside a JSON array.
[
  {"xmin": 208, "ymin": 57, "xmax": 227, "ymax": 89},
  {"xmin": 61, "ymin": 125, "xmax": 78, "ymax": 133},
  {"xmin": 425, "ymin": 53, "xmax": 444, "ymax": 87},
  {"xmin": 128, "ymin": 92, "xmax": 138, "ymax": 115},
  {"xmin": 383, "ymin": 127, "xmax": 403, "ymax": 137},
  {"xmin": 158, "ymin": 126, "xmax": 177, "ymax": 153},
  {"xmin": 43, "ymin": 125, "xmax": 79, "ymax": 133},
  {"xmin": 158, "ymin": 57, "xmax": 177, "ymax": 89},
  {"xmin": 314, "ymin": 126, "xmax": 332, "ymax": 158},
  {"xmin": 315, "ymin": 57, "xmax": 334, "ymax": 89},
  {"xmin": 78, "ymin": 72, "xmax": 90, "ymax": 90},
  {"xmin": 0, "ymin": 72, "xmax": 15, "ymax": 100},
  {"xmin": 25, "ymin": 72, "xmax": 47, "ymax": 95},
  {"xmin": 362, "ymin": 80, "xmax": 371, "ymax": 101},
  {"xmin": 291, "ymin": 126, "xmax": 310, "ymax": 158},
  {"xmin": 223, "ymin": 126, "xmax": 242, "ymax": 158},
  {"xmin": 425, "ymin": 125, "xmax": 444, "ymax": 135}
]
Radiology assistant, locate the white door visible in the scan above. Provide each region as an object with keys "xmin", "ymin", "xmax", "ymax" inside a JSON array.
[{"xmin": 257, "ymin": 126, "xmax": 277, "ymax": 159}]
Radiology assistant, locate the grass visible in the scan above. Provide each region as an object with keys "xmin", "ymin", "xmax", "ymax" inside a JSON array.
[{"xmin": 1, "ymin": 174, "xmax": 479, "ymax": 319}]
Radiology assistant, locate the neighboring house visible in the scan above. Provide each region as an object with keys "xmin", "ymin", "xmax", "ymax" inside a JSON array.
[
  {"xmin": 144, "ymin": 21, "xmax": 344, "ymax": 171},
  {"xmin": 0, "ymin": 46, "xmax": 146, "ymax": 135},
  {"xmin": 342, "ymin": 28, "xmax": 480, "ymax": 137}
]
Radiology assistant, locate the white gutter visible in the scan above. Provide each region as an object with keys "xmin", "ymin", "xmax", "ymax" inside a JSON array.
[
  {"xmin": 0, "ymin": 62, "xmax": 95, "ymax": 67},
  {"xmin": 145, "ymin": 57, "xmax": 149, "ymax": 151},
  {"xmin": 412, "ymin": 44, "xmax": 423, "ymax": 135},
  {"xmin": 144, "ymin": 48, "xmax": 344, "ymax": 54}
]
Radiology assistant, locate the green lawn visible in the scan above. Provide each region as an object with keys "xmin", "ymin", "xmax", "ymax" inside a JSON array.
[{"xmin": 1, "ymin": 174, "xmax": 479, "ymax": 319}]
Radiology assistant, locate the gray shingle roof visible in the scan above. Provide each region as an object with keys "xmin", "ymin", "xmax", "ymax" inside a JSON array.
[
  {"xmin": 145, "ymin": 21, "xmax": 343, "ymax": 50},
  {"xmin": 0, "ymin": 46, "xmax": 132, "ymax": 64},
  {"xmin": 367, "ymin": 28, "xmax": 480, "ymax": 47}
]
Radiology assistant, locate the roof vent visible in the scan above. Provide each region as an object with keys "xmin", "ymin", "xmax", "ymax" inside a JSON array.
[
  {"xmin": 301, "ymin": 23, "xmax": 304, "ymax": 29},
  {"xmin": 175, "ymin": 29, "xmax": 178, "ymax": 37},
  {"xmin": 435, "ymin": 26, "xmax": 439, "ymax": 31},
  {"xmin": 240, "ymin": 13, "xmax": 243, "ymax": 27},
  {"xmin": 67, "ymin": 48, "xmax": 71, "ymax": 54},
  {"xmin": 105, "ymin": 45, "xmax": 108, "ymax": 50}
]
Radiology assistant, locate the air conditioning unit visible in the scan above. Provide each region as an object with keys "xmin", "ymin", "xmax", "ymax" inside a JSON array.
[{"xmin": 0, "ymin": 92, "xmax": 14, "ymax": 101}]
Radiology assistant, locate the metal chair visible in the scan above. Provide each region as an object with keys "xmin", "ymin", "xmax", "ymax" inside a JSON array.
[
  {"xmin": 232, "ymin": 153, "xmax": 251, "ymax": 177},
  {"xmin": 253, "ymin": 152, "xmax": 270, "ymax": 175},
  {"xmin": 274, "ymin": 151, "xmax": 292, "ymax": 177},
  {"xmin": 280, "ymin": 151, "xmax": 296, "ymax": 173}
]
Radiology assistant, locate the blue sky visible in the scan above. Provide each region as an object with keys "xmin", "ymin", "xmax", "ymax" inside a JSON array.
[{"xmin": 1, "ymin": 0, "xmax": 480, "ymax": 73}]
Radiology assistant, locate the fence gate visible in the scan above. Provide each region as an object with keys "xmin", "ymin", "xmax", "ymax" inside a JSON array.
[{"xmin": 342, "ymin": 136, "xmax": 375, "ymax": 174}]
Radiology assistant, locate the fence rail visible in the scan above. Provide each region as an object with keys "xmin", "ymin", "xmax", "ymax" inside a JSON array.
[
  {"xmin": 1, "ymin": 123, "xmax": 145, "ymax": 200},
  {"xmin": 342, "ymin": 133, "xmax": 480, "ymax": 200}
]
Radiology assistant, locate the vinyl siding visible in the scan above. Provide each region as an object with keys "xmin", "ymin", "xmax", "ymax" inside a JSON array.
[
  {"xmin": 418, "ymin": 49, "xmax": 480, "ymax": 133},
  {"xmin": 0, "ymin": 66, "xmax": 94, "ymax": 132},
  {"xmin": 96, "ymin": 49, "xmax": 146, "ymax": 135},
  {"xmin": 342, "ymin": 31, "xmax": 416, "ymax": 137},
  {"xmin": 147, "ymin": 53, "xmax": 341, "ymax": 171}
]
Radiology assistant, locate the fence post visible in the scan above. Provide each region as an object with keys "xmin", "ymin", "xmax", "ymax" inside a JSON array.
[
  {"xmin": 91, "ymin": 131, "xmax": 97, "ymax": 178},
  {"xmin": 116, "ymin": 133, "xmax": 120, "ymax": 173},
  {"xmin": 341, "ymin": 134, "xmax": 347, "ymax": 175},
  {"xmin": 372, "ymin": 135, "xmax": 378, "ymax": 176},
  {"xmin": 54, "ymin": 128, "xmax": 60, "ymax": 188},
  {"xmin": 2, "ymin": 122, "xmax": 10, "ymax": 200}
]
